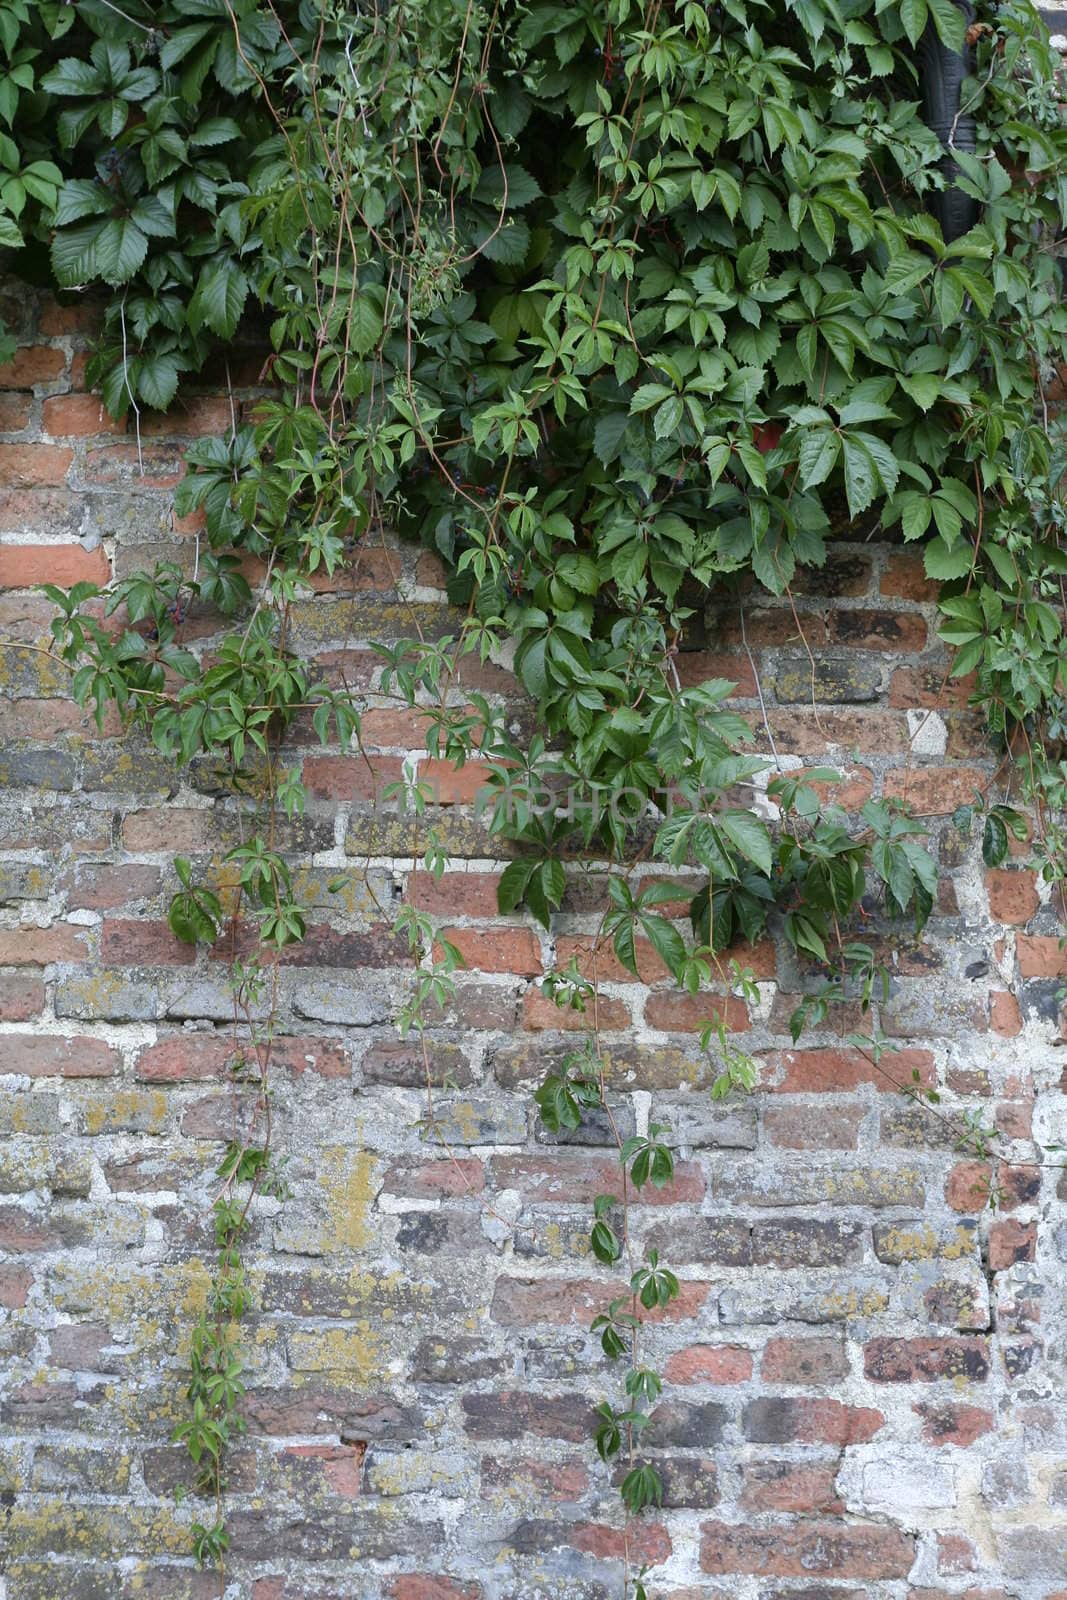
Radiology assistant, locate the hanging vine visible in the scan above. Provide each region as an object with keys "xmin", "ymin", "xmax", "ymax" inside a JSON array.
[{"xmin": 3, "ymin": 0, "xmax": 1067, "ymax": 1586}]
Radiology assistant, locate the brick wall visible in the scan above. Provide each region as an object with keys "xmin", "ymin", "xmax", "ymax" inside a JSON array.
[{"xmin": 0, "ymin": 283, "xmax": 1064, "ymax": 1600}]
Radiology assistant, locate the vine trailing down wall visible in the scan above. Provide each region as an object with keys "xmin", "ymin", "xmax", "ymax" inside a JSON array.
[{"xmin": 0, "ymin": 0, "xmax": 1066, "ymax": 1595}]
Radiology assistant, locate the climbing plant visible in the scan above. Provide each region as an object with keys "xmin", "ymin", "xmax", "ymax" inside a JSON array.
[{"xmin": 5, "ymin": 0, "xmax": 1067, "ymax": 1587}]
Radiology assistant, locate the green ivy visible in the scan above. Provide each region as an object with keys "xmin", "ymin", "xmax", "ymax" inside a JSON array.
[{"xmin": 5, "ymin": 0, "xmax": 1067, "ymax": 1583}]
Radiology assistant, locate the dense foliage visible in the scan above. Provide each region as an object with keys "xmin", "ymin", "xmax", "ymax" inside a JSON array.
[{"xmin": 5, "ymin": 0, "xmax": 1067, "ymax": 1584}]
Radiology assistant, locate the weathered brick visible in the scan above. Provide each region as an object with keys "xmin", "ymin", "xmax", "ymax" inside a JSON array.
[
  {"xmin": 762, "ymin": 1102, "xmax": 864, "ymax": 1149},
  {"xmin": 385, "ymin": 1580, "xmax": 483, "ymax": 1600},
  {"xmin": 0, "ymin": 925, "xmax": 88, "ymax": 964},
  {"xmin": 0, "ymin": 1034, "xmax": 118, "ymax": 1077},
  {"xmin": 741, "ymin": 1397, "xmax": 884, "ymax": 1444},
  {"xmin": 0, "ymin": 970, "xmax": 44, "ymax": 1020},
  {"xmin": 490, "ymin": 1153, "xmax": 704, "ymax": 1205},
  {"xmin": 739, "ymin": 1459, "xmax": 842, "ymax": 1513},
  {"xmin": 864, "ymin": 1336, "xmax": 990, "ymax": 1382},
  {"xmin": 490, "ymin": 1275, "xmax": 710, "ymax": 1327},
  {"xmin": 761, "ymin": 1336, "xmax": 849, "ymax": 1385},
  {"xmin": 663, "ymin": 1344, "xmax": 753, "ymax": 1384},
  {"xmin": 700, "ymin": 1519, "xmax": 914, "ymax": 1577}
]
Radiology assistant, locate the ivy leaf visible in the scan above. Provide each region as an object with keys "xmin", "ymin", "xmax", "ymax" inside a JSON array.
[
  {"xmin": 797, "ymin": 429, "xmax": 840, "ymax": 490},
  {"xmin": 348, "ymin": 291, "xmax": 384, "ymax": 356},
  {"xmin": 721, "ymin": 809, "xmax": 773, "ymax": 876},
  {"xmin": 475, "ymin": 163, "xmax": 542, "ymax": 208},
  {"xmin": 923, "ymin": 536, "xmax": 972, "ymax": 580},
  {"xmin": 899, "ymin": 0, "xmax": 929, "ymax": 46},
  {"xmin": 53, "ymin": 179, "xmax": 112, "ymax": 226},
  {"xmin": 188, "ymin": 259, "xmax": 248, "ymax": 339},
  {"xmin": 841, "ymin": 435, "xmax": 878, "ymax": 515},
  {"xmin": 593, "ymin": 411, "xmax": 629, "ymax": 465},
  {"xmin": 138, "ymin": 352, "xmax": 181, "ymax": 410},
  {"xmin": 497, "ymin": 857, "xmax": 536, "ymax": 915}
]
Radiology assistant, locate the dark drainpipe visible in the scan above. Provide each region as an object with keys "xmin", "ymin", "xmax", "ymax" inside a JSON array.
[{"xmin": 919, "ymin": 0, "xmax": 980, "ymax": 243}]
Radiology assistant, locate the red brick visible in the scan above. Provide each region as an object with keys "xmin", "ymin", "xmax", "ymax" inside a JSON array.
[
  {"xmin": 990, "ymin": 990, "xmax": 1023, "ymax": 1037},
  {"xmin": 419, "ymin": 758, "xmax": 494, "ymax": 805},
  {"xmin": 0, "ymin": 1263, "xmax": 32, "ymax": 1307},
  {"xmin": 761, "ymin": 1336, "xmax": 849, "ymax": 1385},
  {"xmin": 915, "ymin": 1401, "xmax": 995, "ymax": 1446},
  {"xmin": 279, "ymin": 1443, "xmax": 365, "ymax": 1496},
  {"xmin": 829, "ymin": 609, "xmax": 927, "ymax": 651},
  {"xmin": 141, "ymin": 396, "xmax": 234, "ymax": 437},
  {"xmin": 716, "ymin": 606, "xmax": 826, "ymax": 649},
  {"xmin": 211, "ymin": 922, "xmax": 409, "ymax": 971},
  {"xmin": 406, "ymin": 872, "xmax": 502, "ymax": 917},
  {"xmin": 880, "ymin": 550, "xmax": 939, "ymax": 601},
  {"xmin": 675, "ymin": 650, "xmax": 757, "ymax": 697},
  {"xmin": 986, "ymin": 869, "xmax": 1039, "ymax": 925},
  {"xmin": 0, "ymin": 346, "xmax": 65, "ymax": 387},
  {"xmin": 801, "ymin": 764, "xmax": 874, "ymax": 810},
  {"xmin": 863, "ymin": 1336, "xmax": 989, "ymax": 1382},
  {"xmin": 414, "ymin": 550, "xmax": 448, "ymax": 587},
  {"xmin": 763, "ymin": 707, "xmax": 911, "ymax": 756},
  {"xmin": 644, "ymin": 992, "xmax": 749, "ymax": 1033},
  {"xmin": 41, "ymin": 394, "xmax": 126, "ymax": 438},
  {"xmin": 945, "ymin": 1160, "xmax": 992, "ymax": 1213},
  {"xmin": 490, "ymin": 1152, "xmax": 704, "ymax": 1206},
  {"xmin": 491, "ymin": 1274, "xmax": 710, "ymax": 1326},
  {"xmin": 664, "ymin": 1344, "xmax": 753, "ymax": 1384},
  {"xmin": 386, "ymin": 1582, "xmax": 482, "ymax": 1600},
  {"xmin": 39, "ymin": 301, "xmax": 102, "ymax": 335},
  {"xmin": 0, "ymin": 1034, "xmax": 118, "ymax": 1078},
  {"xmin": 359, "ymin": 707, "xmax": 440, "ymax": 748},
  {"xmin": 883, "ymin": 766, "xmax": 989, "ymax": 814},
  {"xmin": 0, "ymin": 543, "xmax": 108, "ymax": 589},
  {"xmin": 0, "ymin": 395, "xmax": 30, "ymax": 430},
  {"xmin": 0, "ymin": 926, "xmax": 88, "ymax": 964},
  {"xmin": 0, "ymin": 971, "xmax": 44, "ymax": 1020},
  {"xmin": 481, "ymin": 1456, "xmax": 589, "ymax": 1500},
  {"xmin": 100, "ymin": 919, "xmax": 196, "ymax": 965},
  {"xmin": 768, "ymin": 1046, "xmax": 933, "ymax": 1094},
  {"xmin": 0, "ymin": 698, "xmax": 117, "ymax": 742},
  {"xmin": 555, "ymin": 932, "xmax": 670, "ymax": 984},
  {"xmin": 1017, "ymin": 935, "xmax": 1067, "ymax": 978},
  {"xmin": 890, "ymin": 668, "xmax": 973, "ymax": 711},
  {"xmin": 136, "ymin": 1035, "xmax": 243, "ymax": 1082},
  {"xmin": 0, "ymin": 443, "xmax": 73, "ymax": 487},
  {"xmin": 521, "ymin": 990, "xmax": 631, "ymax": 1031},
  {"xmin": 739, "ymin": 1460, "xmax": 842, "ymax": 1513},
  {"xmin": 436, "ymin": 927, "xmax": 541, "ymax": 977},
  {"xmin": 700, "ymin": 1519, "xmax": 914, "ymax": 1578},
  {"xmin": 302, "ymin": 754, "xmax": 403, "ymax": 803}
]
